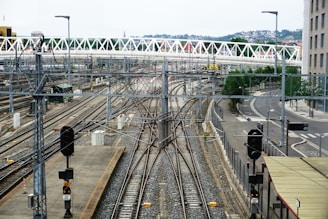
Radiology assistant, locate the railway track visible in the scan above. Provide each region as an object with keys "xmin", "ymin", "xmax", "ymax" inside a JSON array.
[
  {"xmin": 111, "ymin": 94, "xmax": 160, "ymax": 219},
  {"xmin": 108, "ymin": 80, "xmax": 221, "ymax": 218},
  {"xmin": 0, "ymin": 65, "xmax": 248, "ymax": 218},
  {"xmin": 0, "ymin": 82, "xmax": 135, "ymax": 199},
  {"xmin": 0, "ymin": 63, "xmax": 155, "ymax": 199}
]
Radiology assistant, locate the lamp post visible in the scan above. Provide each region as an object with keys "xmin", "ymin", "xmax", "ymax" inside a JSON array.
[
  {"xmin": 239, "ymin": 86, "xmax": 244, "ymax": 113},
  {"xmin": 261, "ymin": 11, "xmax": 278, "ymax": 75},
  {"xmin": 266, "ymin": 109, "xmax": 275, "ymax": 143},
  {"xmin": 55, "ymin": 15, "xmax": 71, "ymax": 85}
]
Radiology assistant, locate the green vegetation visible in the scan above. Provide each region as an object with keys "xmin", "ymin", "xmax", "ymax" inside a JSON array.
[
  {"xmin": 221, "ymin": 70, "xmax": 248, "ymax": 111},
  {"xmin": 142, "ymin": 29, "xmax": 302, "ymax": 43},
  {"xmin": 221, "ymin": 65, "xmax": 308, "ymax": 112}
]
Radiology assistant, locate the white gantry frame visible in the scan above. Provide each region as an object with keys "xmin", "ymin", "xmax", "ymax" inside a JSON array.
[{"xmin": 0, "ymin": 36, "xmax": 301, "ymax": 67}]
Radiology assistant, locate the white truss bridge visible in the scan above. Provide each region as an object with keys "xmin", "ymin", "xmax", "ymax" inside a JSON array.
[{"xmin": 0, "ymin": 36, "xmax": 301, "ymax": 66}]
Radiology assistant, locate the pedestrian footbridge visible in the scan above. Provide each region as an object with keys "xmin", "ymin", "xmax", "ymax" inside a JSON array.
[{"xmin": 0, "ymin": 36, "xmax": 301, "ymax": 67}]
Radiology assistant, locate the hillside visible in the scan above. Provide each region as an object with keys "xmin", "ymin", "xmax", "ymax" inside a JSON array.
[{"xmin": 142, "ymin": 29, "xmax": 302, "ymax": 43}]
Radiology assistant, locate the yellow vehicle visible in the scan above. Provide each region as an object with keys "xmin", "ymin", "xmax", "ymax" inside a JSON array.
[
  {"xmin": 209, "ymin": 63, "xmax": 220, "ymax": 72},
  {"xmin": 202, "ymin": 64, "xmax": 221, "ymax": 72},
  {"xmin": 0, "ymin": 26, "xmax": 17, "ymax": 51},
  {"xmin": 0, "ymin": 26, "xmax": 16, "ymax": 37}
]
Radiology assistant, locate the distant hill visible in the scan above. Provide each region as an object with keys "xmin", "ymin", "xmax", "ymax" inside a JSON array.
[{"xmin": 142, "ymin": 29, "xmax": 302, "ymax": 43}]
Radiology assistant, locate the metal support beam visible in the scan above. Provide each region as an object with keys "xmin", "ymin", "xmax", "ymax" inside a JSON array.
[
  {"xmin": 9, "ymin": 70, "xmax": 13, "ymax": 117},
  {"xmin": 106, "ymin": 59, "xmax": 112, "ymax": 123},
  {"xmin": 198, "ymin": 76, "xmax": 203, "ymax": 120},
  {"xmin": 32, "ymin": 49, "xmax": 47, "ymax": 219},
  {"xmin": 159, "ymin": 59, "xmax": 169, "ymax": 149},
  {"xmin": 162, "ymin": 59, "xmax": 168, "ymax": 115}
]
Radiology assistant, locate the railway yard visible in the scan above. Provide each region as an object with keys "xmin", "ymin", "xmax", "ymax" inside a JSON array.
[{"xmin": 0, "ymin": 59, "xmax": 250, "ymax": 219}]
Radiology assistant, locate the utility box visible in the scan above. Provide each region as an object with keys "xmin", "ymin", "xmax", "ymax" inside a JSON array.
[
  {"xmin": 91, "ymin": 130, "xmax": 105, "ymax": 146},
  {"xmin": 13, "ymin": 112, "xmax": 20, "ymax": 128},
  {"xmin": 73, "ymin": 89, "xmax": 82, "ymax": 99},
  {"xmin": 117, "ymin": 114, "xmax": 125, "ymax": 130},
  {"xmin": 49, "ymin": 83, "xmax": 73, "ymax": 103},
  {"xmin": 28, "ymin": 194, "xmax": 35, "ymax": 209}
]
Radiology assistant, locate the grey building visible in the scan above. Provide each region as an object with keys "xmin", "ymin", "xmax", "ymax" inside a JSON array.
[{"xmin": 304, "ymin": 0, "xmax": 328, "ymax": 112}]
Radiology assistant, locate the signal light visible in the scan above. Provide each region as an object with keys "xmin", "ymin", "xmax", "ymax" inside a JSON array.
[
  {"xmin": 250, "ymin": 189, "xmax": 259, "ymax": 198},
  {"xmin": 63, "ymin": 181, "xmax": 71, "ymax": 194},
  {"xmin": 247, "ymin": 129, "xmax": 262, "ymax": 160},
  {"xmin": 60, "ymin": 126, "xmax": 74, "ymax": 156},
  {"xmin": 287, "ymin": 122, "xmax": 308, "ymax": 131}
]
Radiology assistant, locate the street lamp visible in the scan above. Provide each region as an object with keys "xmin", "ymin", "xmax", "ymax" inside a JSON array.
[
  {"xmin": 55, "ymin": 15, "xmax": 71, "ymax": 84},
  {"xmin": 261, "ymin": 11, "xmax": 278, "ymax": 75},
  {"xmin": 239, "ymin": 86, "xmax": 244, "ymax": 112},
  {"xmin": 266, "ymin": 109, "xmax": 275, "ymax": 143}
]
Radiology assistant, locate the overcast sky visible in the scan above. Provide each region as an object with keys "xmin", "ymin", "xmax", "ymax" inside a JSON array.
[{"xmin": 1, "ymin": 0, "xmax": 303, "ymax": 38}]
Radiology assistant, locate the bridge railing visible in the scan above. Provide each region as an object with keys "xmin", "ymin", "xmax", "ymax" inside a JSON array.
[{"xmin": 0, "ymin": 37, "xmax": 301, "ymax": 66}]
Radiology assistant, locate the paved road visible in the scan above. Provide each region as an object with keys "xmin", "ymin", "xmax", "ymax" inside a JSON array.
[{"xmin": 240, "ymin": 91, "xmax": 328, "ymax": 157}]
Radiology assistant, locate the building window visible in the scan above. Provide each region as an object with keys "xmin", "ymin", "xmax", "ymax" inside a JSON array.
[
  {"xmin": 326, "ymin": 53, "xmax": 328, "ymax": 72},
  {"xmin": 320, "ymin": 53, "xmax": 324, "ymax": 67},
  {"xmin": 311, "ymin": 0, "xmax": 314, "ymax": 13},
  {"xmin": 321, "ymin": 33, "xmax": 325, "ymax": 48},
  {"xmin": 323, "ymin": 0, "xmax": 326, "ymax": 8},
  {"xmin": 322, "ymin": 13, "xmax": 325, "ymax": 28},
  {"xmin": 314, "ymin": 54, "xmax": 317, "ymax": 67},
  {"xmin": 316, "ymin": 0, "xmax": 319, "ymax": 11},
  {"xmin": 311, "ymin": 18, "xmax": 313, "ymax": 31},
  {"xmin": 315, "ymin": 35, "xmax": 318, "ymax": 48},
  {"xmin": 315, "ymin": 16, "xmax": 319, "ymax": 30},
  {"xmin": 310, "ymin": 54, "xmax": 312, "ymax": 67},
  {"xmin": 310, "ymin": 36, "xmax": 313, "ymax": 49}
]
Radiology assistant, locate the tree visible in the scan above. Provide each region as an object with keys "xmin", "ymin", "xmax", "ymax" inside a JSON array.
[
  {"xmin": 285, "ymin": 66, "xmax": 301, "ymax": 96},
  {"xmin": 298, "ymin": 79, "xmax": 310, "ymax": 96},
  {"xmin": 231, "ymin": 37, "xmax": 248, "ymax": 43},
  {"xmin": 222, "ymin": 70, "xmax": 247, "ymax": 111},
  {"xmin": 230, "ymin": 37, "xmax": 248, "ymax": 57}
]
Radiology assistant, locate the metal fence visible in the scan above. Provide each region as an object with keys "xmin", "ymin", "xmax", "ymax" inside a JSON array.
[{"xmin": 208, "ymin": 100, "xmax": 286, "ymax": 216}]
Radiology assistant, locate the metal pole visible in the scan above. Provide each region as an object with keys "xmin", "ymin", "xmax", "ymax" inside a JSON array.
[
  {"xmin": 274, "ymin": 12, "xmax": 278, "ymax": 75},
  {"xmin": 106, "ymin": 57, "xmax": 112, "ymax": 124},
  {"xmin": 162, "ymin": 59, "xmax": 168, "ymax": 115},
  {"xmin": 160, "ymin": 59, "xmax": 169, "ymax": 149},
  {"xmin": 68, "ymin": 17, "xmax": 71, "ymax": 85},
  {"xmin": 286, "ymin": 120, "xmax": 289, "ymax": 156},
  {"xmin": 198, "ymin": 76, "xmax": 203, "ymax": 120},
  {"xmin": 267, "ymin": 175, "xmax": 271, "ymax": 219},
  {"xmin": 310, "ymin": 74, "xmax": 314, "ymax": 117},
  {"xmin": 280, "ymin": 55, "xmax": 286, "ymax": 147},
  {"xmin": 66, "ymin": 156, "xmax": 69, "ymax": 169},
  {"xmin": 267, "ymin": 111, "xmax": 269, "ymax": 143},
  {"xmin": 9, "ymin": 45, "xmax": 18, "ymax": 117},
  {"xmin": 55, "ymin": 15, "xmax": 71, "ymax": 84},
  {"xmin": 262, "ymin": 10, "xmax": 278, "ymax": 104},
  {"xmin": 325, "ymin": 73, "xmax": 327, "ymax": 112},
  {"xmin": 9, "ymin": 69, "xmax": 13, "ymax": 117},
  {"xmin": 261, "ymin": 11, "xmax": 278, "ymax": 74},
  {"xmin": 33, "ymin": 44, "xmax": 47, "ymax": 219},
  {"xmin": 319, "ymin": 134, "xmax": 322, "ymax": 157}
]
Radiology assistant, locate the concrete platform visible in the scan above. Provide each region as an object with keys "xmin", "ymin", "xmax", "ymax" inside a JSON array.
[{"xmin": 0, "ymin": 145, "xmax": 125, "ymax": 218}]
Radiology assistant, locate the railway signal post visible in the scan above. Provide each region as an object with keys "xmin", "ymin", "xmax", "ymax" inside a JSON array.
[
  {"xmin": 59, "ymin": 126, "xmax": 75, "ymax": 218},
  {"xmin": 245, "ymin": 128, "xmax": 263, "ymax": 219}
]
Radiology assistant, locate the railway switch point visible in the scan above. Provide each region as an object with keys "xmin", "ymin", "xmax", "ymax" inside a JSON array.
[
  {"xmin": 143, "ymin": 202, "xmax": 152, "ymax": 207},
  {"xmin": 208, "ymin": 202, "xmax": 218, "ymax": 207}
]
